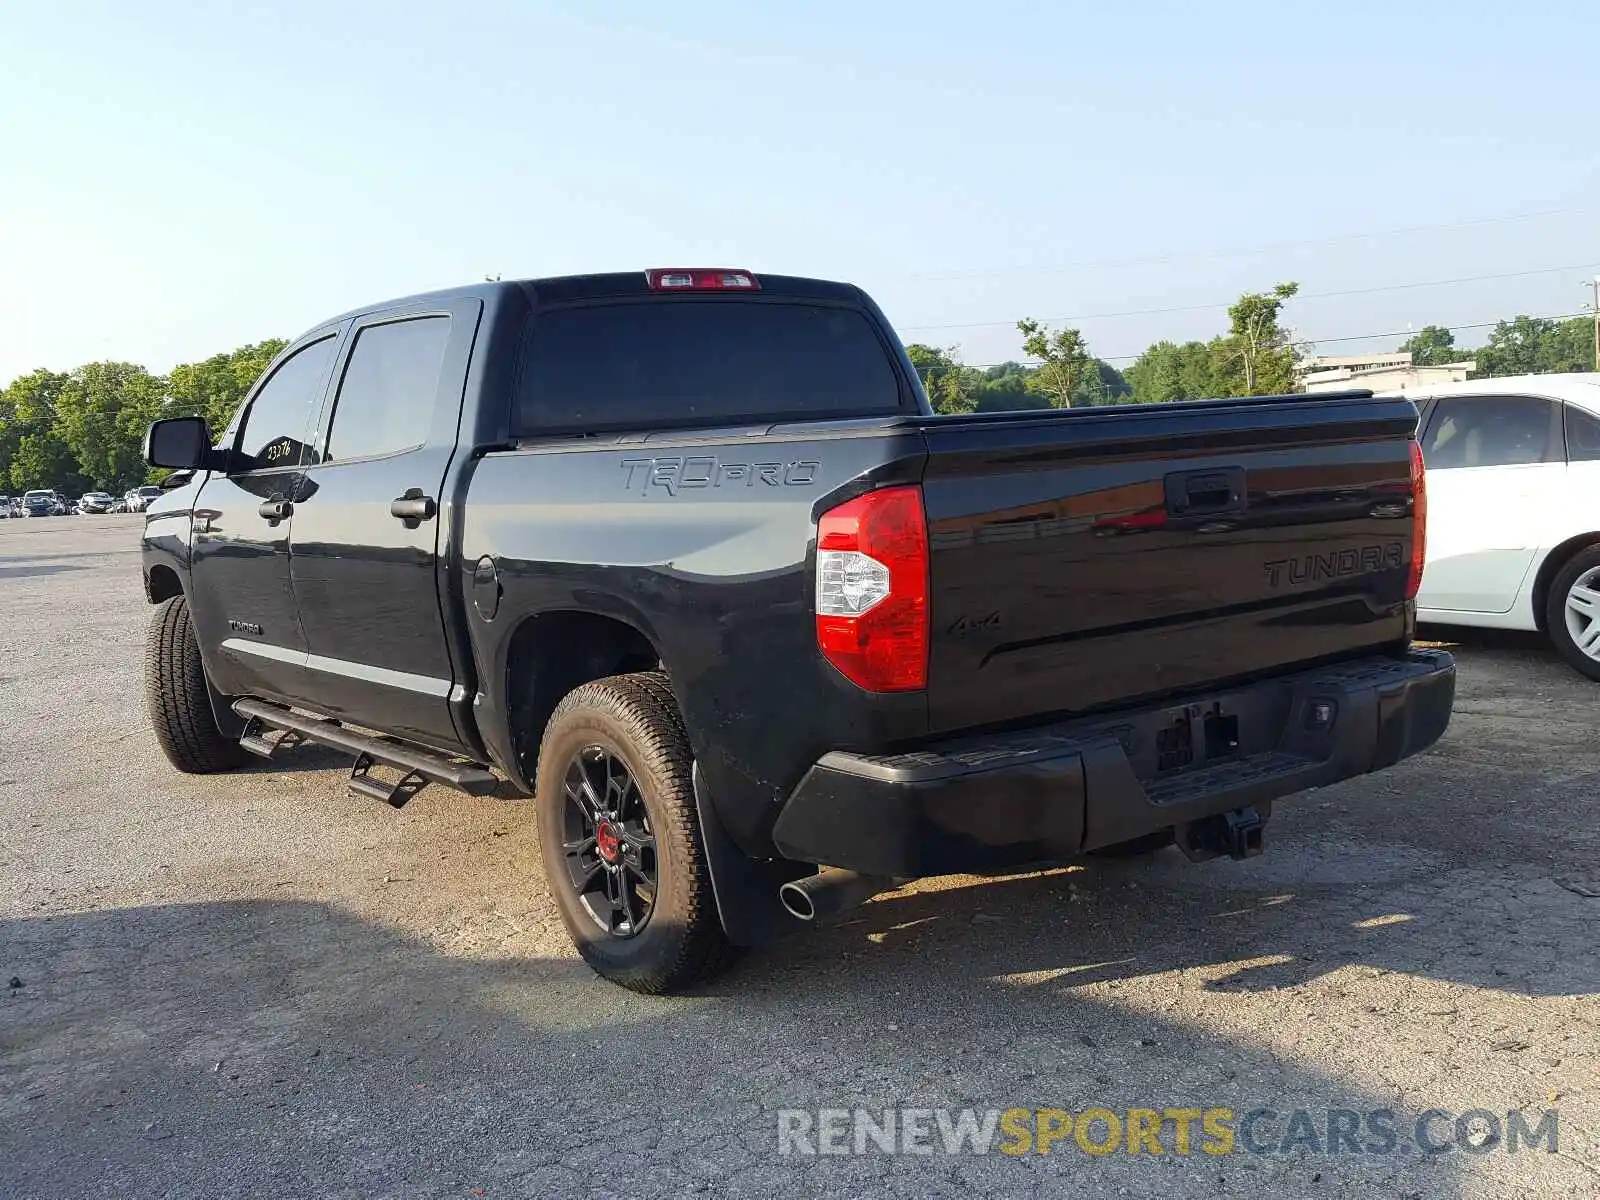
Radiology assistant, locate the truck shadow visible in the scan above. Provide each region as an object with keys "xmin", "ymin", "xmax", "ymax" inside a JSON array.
[
  {"xmin": 0, "ymin": 898, "xmax": 1481, "ymax": 1198},
  {"xmin": 788, "ymin": 845, "xmax": 1597, "ymax": 1000},
  {"xmin": 1417, "ymin": 623, "xmax": 1560, "ymax": 664}
]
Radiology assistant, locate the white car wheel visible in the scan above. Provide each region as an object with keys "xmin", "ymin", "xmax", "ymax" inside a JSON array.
[
  {"xmin": 1546, "ymin": 548, "xmax": 1600, "ymax": 682},
  {"xmin": 1564, "ymin": 568, "xmax": 1600, "ymax": 660}
]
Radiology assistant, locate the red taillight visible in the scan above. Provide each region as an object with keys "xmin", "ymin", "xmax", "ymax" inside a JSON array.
[
  {"xmin": 815, "ymin": 486, "xmax": 929, "ymax": 692},
  {"xmin": 1406, "ymin": 440, "xmax": 1427, "ymax": 601},
  {"xmin": 644, "ymin": 268, "xmax": 760, "ymax": 291}
]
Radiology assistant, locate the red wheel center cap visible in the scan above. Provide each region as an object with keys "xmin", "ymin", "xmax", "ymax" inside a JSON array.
[{"xmin": 595, "ymin": 820, "xmax": 621, "ymax": 864}]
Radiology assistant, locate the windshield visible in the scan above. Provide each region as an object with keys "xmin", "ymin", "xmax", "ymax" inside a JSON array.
[
  {"xmin": 24, "ymin": 491, "xmax": 51, "ymax": 501},
  {"xmin": 138, "ymin": 487, "xmax": 163, "ymax": 497}
]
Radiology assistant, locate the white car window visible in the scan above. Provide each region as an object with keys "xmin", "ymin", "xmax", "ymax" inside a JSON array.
[
  {"xmin": 1421, "ymin": 396, "xmax": 1556, "ymax": 469},
  {"xmin": 1565, "ymin": 405, "xmax": 1600, "ymax": 463}
]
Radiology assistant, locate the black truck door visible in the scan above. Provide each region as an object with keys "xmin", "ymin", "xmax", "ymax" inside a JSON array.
[
  {"xmin": 288, "ymin": 301, "xmax": 480, "ymax": 753},
  {"xmin": 188, "ymin": 331, "xmax": 341, "ymax": 705}
]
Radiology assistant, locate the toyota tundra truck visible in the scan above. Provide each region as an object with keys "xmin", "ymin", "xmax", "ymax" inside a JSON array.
[{"xmin": 140, "ymin": 268, "xmax": 1454, "ymax": 993}]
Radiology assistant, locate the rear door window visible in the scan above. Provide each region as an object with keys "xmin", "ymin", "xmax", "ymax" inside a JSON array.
[
  {"xmin": 322, "ymin": 316, "xmax": 452, "ymax": 462},
  {"xmin": 1420, "ymin": 395, "xmax": 1558, "ymax": 469},
  {"xmin": 514, "ymin": 301, "xmax": 903, "ymax": 433}
]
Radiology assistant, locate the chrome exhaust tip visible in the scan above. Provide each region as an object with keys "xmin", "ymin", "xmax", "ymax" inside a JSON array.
[{"xmin": 779, "ymin": 868, "xmax": 897, "ymax": 922}]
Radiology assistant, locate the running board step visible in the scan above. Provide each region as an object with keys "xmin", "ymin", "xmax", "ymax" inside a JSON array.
[{"xmin": 232, "ymin": 699, "xmax": 499, "ymax": 804}]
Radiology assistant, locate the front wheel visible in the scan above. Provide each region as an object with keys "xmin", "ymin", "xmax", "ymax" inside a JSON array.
[
  {"xmin": 534, "ymin": 672, "xmax": 738, "ymax": 994},
  {"xmin": 145, "ymin": 596, "xmax": 252, "ymax": 773},
  {"xmin": 1547, "ymin": 547, "xmax": 1600, "ymax": 682}
]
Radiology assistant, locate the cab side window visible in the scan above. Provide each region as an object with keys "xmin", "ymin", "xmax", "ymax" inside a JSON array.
[
  {"xmin": 1420, "ymin": 395, "xmax": 1557, "ymax": 469},
  {"xmin": 322, "ymin": 316, "xmax": 451, "ymax": 462},
  {"xmin": 234, "ymin": 336, "xmax": 338, "ymax": 471}
]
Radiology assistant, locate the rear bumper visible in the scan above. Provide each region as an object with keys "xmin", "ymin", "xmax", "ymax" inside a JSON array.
[{"xmin": 771, "ymin": 649, "xmax": 1455, "ymax": 878}]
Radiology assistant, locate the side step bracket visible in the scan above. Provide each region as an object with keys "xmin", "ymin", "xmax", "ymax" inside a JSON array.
[
  {"xmin": 349, "ymin": 753, "xmax": 429, "ymax": 809},
  {"xmin": 232, "ymin": 698, "xmax": 499, "ymax": 804}
]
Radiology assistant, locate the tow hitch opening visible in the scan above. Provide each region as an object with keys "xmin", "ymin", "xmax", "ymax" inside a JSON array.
[{"xmin": 1179, "ymin": 806, "xmax": 1267, "ymax": 862}]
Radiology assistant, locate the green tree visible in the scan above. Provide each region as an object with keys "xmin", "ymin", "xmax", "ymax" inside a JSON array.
[
  {"xmin": 1398, "ymin": 325, "xmax": 1458, "ymax": 367},
  {"xmin": 1223, "ymin": 281, "xmax": 1300, "ymax": 395},
  {"xmin": 1017, "ymin": 318, "xmax": 1092, "ymax": 408},
  {"xmin": 971, "ymin": 363, "xmax": 1047, "ymax": 412},
  {"xmin": 1124, "ymin": 339, "xmax": 1227, "ymax": 404},
  {"xmin": 1472, "ymin": 316, "xmax": 1555, "ymax": 378},
  {"xmin": 167, "ymin": 338, "xmax": 286, "ymax": 432},
  {"xmin": 53, "ymin": 362, "xmax": 168, "ymax": 491},
  {"xmin": 905, "ymin": 343, "xmax": 977, "ymax": 415},
  {"xmin": 2, "ymin": 369, "xmax": 71, "ymax": 491},
  {"xmin": 1069, "ymin": 360, "xmax": 1130, "ymax": 407},
  {"xmin": 10, "ymin": 430, "xmax": 84, "ymax": 493},
  {"xmin": 1125, "ymin": 341, "xmax": 1185, "ymax": 404},
  {"xmin": 1541, "ymin": 317, "xmax": 1597, "ymax": 373},
  {"xmin": 1469, "ymin": 315, "xmax": 1595, "ymax": 377}
]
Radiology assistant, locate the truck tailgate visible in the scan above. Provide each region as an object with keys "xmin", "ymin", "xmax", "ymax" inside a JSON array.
[{"xmin": 916, "ymin": 394, "xmax": 1421, "ymax": 734}]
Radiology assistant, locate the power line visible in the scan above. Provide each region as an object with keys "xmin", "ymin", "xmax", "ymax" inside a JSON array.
[
  {"xmin": 898, "ymin": 263, "xmax": 1600, "ymax": 333},
  {"xmin": 885, "ymin": 206, "xmax": 1597, "ymax": 283}
]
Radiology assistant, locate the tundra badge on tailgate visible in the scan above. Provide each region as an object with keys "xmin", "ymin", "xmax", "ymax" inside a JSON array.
[{"xmin": 1263, "ymin": 543, "xmax": 1404, "ymax": 589}]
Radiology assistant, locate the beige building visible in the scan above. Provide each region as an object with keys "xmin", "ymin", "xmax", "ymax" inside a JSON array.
[{"xmin": 1297, "ymin": 351, "xmax": 1476, "ymax": 393}]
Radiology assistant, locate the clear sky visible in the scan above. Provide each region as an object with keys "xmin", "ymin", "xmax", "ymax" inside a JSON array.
[{"xmin": 2, "ymin": 0, "xmax": 1596, "ymax": 383}]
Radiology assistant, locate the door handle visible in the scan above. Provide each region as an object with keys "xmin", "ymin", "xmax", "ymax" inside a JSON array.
[
  {"xmin": 257, "ymin": 500, "xmax": 292, "ymax": 522},
  {"xmin": 1164, "ymin": 468, "xmax": 1246, "ymax": 518},
  {"xmin": 390, "ymin": 489, "xmax": 437, "ymax": 526}
]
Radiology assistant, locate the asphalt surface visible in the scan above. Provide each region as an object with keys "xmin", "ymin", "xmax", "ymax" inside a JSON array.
[{"xmin": 1, "ymin": 515, "xmax": 1596, "ymax": 1199}]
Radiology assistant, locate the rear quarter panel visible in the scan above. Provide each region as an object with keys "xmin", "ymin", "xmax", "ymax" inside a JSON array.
[{"xmin": 461, "ymin": 424, "xmax": 926, "ymax": 853}]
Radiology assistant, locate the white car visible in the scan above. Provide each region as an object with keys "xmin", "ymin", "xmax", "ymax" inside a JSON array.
[
  {"xmin": 1386, "ymin": 373, "xmax": 1600, "ymax": 680},
  {"xmin": 125, "ymin": 485, "xmax": 165, "ymax": 513}
]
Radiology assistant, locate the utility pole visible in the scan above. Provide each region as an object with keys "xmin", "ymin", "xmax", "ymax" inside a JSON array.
[{"xmin": 1592, "ymin": 276, "xmax": 1599, "ymax": 372}]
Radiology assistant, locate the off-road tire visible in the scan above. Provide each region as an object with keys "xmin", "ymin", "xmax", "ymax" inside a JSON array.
[
  {"xmin": 535, "ymin": 671, "xmax": 739, "ymax": 993},
  {"xmin": 145, "ymin": 596, "xmax": 251, "ymax": 773},
  {"xmin": 1546, "ymin": 545, "xmax": 1600, "ymax": 683}
]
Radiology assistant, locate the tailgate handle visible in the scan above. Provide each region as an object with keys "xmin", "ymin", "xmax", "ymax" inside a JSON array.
[{"xmin": 1166, "ymin": 468, "xmax": 1246, "ymax": 517}]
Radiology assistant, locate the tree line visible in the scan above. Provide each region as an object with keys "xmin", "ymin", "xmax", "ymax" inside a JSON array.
[
  {"xmin": 2, "ymin": 289, "xmax": 1595, "ymax": 492},
  {"xmin": 909, "ymin": 283, "xmax": 1598, "ymax": 415},
  {"xmin": 1, "ymin": 341, "xmax": 285, "ymax": 495}
]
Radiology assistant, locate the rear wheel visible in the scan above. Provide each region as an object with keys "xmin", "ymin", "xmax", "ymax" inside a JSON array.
[
  {"xmin": 534, "ymin": 672, "xmax": 737, "ymax": 993},
  {"xmin": 1546, "ymin": 547, "xmax": 1600, "ymax": 682},
  {"xmin": 145, "ymin": 596, "xmax": 251, "ymax": 773}
]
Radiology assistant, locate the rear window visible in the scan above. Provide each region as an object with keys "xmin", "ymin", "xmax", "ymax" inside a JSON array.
[{"xmin": 514, "ymin": 301, "xmax": 903, "ymax": 434}]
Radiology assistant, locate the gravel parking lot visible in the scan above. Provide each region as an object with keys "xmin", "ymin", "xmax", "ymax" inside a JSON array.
[{"xmin": 1, "ymin": 516, "xmax": 1596, "ymax": 1198}]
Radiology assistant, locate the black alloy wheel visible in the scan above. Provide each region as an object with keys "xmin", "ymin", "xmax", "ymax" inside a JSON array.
[{"xmin": 560, "ymin": 745, "xmax": 658, "ymax": 937}]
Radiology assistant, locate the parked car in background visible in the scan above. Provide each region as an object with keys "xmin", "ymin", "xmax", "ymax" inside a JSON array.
[
  {"xmin": 22, "ymin": 490, "xmax": 59, "ymax": 517},
  {"xmin": 1392, "ymin": 372, "xmax": 1600, "ymax": 681},
  {"xmin": 0, "ymin": 495, "xmax": 10, "ymax": 518},
  {"xmin": 126, "ymin": 485, "xmax": 165, "ymax": 513},
  {"xmin": 78, "ymin": 492, "xmax": 115, "ymax": 514}
]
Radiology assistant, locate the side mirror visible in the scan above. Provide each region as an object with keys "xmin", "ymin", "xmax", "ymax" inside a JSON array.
[{"xmin": 145, "ymin": 417, "xmax": 213, "ymax": 469}]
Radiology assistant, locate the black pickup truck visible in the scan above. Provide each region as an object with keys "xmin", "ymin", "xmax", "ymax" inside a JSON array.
[{"xmin": 141, "ymin": 268, "xmax": 1454, "ymax": 992}]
